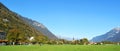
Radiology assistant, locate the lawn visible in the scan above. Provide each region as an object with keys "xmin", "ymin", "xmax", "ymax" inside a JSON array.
[{"xmin": 0, "ymin": 45, "xmax": 120, "ymax": 51}]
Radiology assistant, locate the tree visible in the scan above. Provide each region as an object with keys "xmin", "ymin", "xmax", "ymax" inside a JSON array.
[
  {"xmin": 71, "ymin": 40, "xmax": 80, "ymax": 45},
  {"xmin": 101, "ymin": 41, "xmax": 113, "ymax": 44},
  {"xmin": 34, "ymin": 35, "xmax": 48, "ymax": 43},
  {"xmin": 80, "ymin": 38, "xmax": 89, "ymax": 45}
]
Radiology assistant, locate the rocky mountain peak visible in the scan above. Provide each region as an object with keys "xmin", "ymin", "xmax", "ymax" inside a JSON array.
[
  {"xmin": 91, "ymin": 27, "xmax": 120, "ymax": 42},
  {"xmin": 113, "ymin": 27, "xmax": 120, "ymax": 31}
]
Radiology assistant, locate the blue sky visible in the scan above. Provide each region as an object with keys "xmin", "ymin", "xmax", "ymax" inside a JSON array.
[{"xmin": 0, "ymin": 0, "xmax": 120, "ymax": 40}]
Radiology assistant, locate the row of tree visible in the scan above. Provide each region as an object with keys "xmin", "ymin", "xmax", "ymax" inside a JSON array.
[
  {"xmin": 3, "ymin": 37, "xmax": 89, "ymax": 45},
  {"xmin": 42, "ymin": 38, "xmax": 89, "ymax": 45}
]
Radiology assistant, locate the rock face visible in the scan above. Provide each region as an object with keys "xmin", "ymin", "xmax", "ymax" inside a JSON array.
[
  {"xmin": 91, "ymin": 27, "xmax": 120, "ymax": 42},
  {"xmin": 0, "ymin": 2, "xmax": 57, "ymax": 42},
  {"xmin": 20, "ymin": 17, "xmax": 58, "ymax": 40}
]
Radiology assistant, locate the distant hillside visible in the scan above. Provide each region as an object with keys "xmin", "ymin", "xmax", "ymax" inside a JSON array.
[
  {"xmin": 91, "ymin": 27, "xmax": 120, "ymax": 42},
  {"xmin": 20, "ymin": 17, "xmax": 58, "ymax": 40},
  {"xmin": 0, "ymin": 3, "xmax": 50, "ymax": 42}
]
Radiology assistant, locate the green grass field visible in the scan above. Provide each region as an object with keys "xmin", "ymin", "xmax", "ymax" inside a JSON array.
[{"xmin": 0, "ymin": 45, "xmax": 120, "ymax": 51}]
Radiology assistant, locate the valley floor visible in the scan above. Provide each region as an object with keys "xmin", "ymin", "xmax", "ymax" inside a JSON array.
[{"xmin": 0, "ymin": 45, "xmax": 120, "ymax": 51}]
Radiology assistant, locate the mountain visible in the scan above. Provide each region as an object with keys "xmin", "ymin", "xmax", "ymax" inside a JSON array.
[
  {"xmin": 91, "ymin": 27, "xmax": 120, "ymax": 42},
  {"xmin": 20, "ymin": 17, "xmax": 58, "ymax": 40},
  {"xmin": 0, "ymin": 2, "xmax": 57, "ymax": 42}
]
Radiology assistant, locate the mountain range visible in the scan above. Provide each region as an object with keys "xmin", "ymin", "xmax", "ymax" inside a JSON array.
[
  {"xmin": 1, "ymin": 2, "xmax": 120, "ymax": 43},
  {"xmin": 0, "ymin": 2, "xmax": 57, "ymax": 42},
  {"xmin": 20, "ymin": 17, "xmax": 58, "ymax": 40},
  {"xmin": 91, "ymin": 27, "xmax": 120, "ymax": 42}
]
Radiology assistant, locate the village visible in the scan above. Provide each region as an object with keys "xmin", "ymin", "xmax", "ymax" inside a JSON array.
[{"xmin": 0, "ymin": 31, "xmax": 120, "ymax": 46}]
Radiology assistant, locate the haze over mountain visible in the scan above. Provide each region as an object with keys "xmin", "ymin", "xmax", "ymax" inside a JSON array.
[
  {"xmin": 91, "ymin": 27, "xmax": 120, "ymax": 42},
  {"xmin": 0, "ymin": 2, "xmax": 57, "ymax": 42}
]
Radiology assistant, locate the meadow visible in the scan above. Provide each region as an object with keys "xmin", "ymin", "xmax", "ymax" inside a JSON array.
[{"xmin": 0, "ymin": 45, "xmax": 120, "ymax": 51}]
